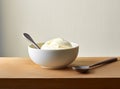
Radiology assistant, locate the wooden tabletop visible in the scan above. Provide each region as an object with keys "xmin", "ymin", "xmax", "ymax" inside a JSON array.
[{"xmin": 0, "ymin": 57, "xmax": 120, "ymax": 89}]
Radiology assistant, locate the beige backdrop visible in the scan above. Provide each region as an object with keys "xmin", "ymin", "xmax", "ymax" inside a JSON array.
[{"xmin": 1, "ymin": 0, "xmax": 120, "ymax": 57}]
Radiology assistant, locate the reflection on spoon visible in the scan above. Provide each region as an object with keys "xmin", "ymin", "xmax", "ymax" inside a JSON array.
[{"xmin": 23, "ymin": 33, "xmax": 40, "ymax": 49}]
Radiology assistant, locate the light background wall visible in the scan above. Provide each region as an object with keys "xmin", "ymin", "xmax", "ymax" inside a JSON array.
[{"xmin": 1, "ymin": 0, "xmax": 120, "ymax": 57}]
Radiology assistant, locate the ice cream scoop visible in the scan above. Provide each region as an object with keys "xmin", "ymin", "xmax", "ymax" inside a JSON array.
[{"xmin": 41, "ymin": 38, "xmax": 72, "ymax": 50}]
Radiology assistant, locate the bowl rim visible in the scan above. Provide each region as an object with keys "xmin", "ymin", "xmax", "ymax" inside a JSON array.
[{"xmin": 28, "ymin": 42, "xmax": 79, "ymax": 50}]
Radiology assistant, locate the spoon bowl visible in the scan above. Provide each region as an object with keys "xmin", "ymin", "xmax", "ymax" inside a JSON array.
[{"xmin": 72, "ymin": 66, "xmax": 90, "ymax": 73}]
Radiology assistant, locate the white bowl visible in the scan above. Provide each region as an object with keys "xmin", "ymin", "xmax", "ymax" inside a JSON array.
[{"xmin": 28, "ymin": 42, "xmax": 79, "ymax": 69}]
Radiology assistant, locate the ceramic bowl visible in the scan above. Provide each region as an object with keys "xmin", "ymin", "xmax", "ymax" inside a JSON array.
[{"xmin": 28, "ymin": 42, "xmax": 79, "ymax": 69}]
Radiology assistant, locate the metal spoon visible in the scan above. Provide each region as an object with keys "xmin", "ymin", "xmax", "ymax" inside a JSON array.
[
  {"xmin": 72, "ymin": 57, "xmax": 118, "ymax": 73},
  {"xmin": 23, "ymin": 33, "xmax": 40, "ymax": 49}
]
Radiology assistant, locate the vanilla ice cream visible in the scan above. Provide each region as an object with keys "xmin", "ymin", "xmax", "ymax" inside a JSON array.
[{"xmin": 41, "ymin": 38, "xmax": 72, "ymax": 50}]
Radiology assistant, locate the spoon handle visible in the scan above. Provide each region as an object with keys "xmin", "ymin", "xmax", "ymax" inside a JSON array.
[
  {"xmin": 90, "ymin": 58, "xmax": 118, "ymax": 68},
  {"xmin": 23, "ymin": 33, "xmax": 40, "ymax": 49}
]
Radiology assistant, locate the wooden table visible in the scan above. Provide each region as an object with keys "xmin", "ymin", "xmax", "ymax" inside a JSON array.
[{"xmin": 0, "ymin": 57, "xmax": 120, "ymax": 89}]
